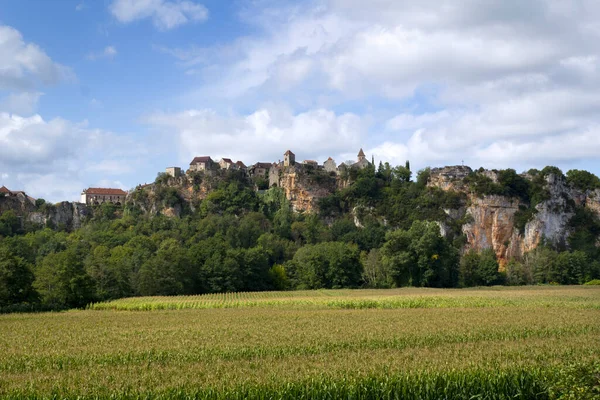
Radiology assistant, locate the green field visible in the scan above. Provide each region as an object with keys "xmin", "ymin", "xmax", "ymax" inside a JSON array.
[{"xmin": 2, "ymin": 286, "xmax": 600, "ymax": 399}]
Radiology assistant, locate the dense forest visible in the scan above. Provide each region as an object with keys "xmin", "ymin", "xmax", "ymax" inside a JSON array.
[{"xmin": 1, "ymin": 163, "xmax": 600, "ymax": 312}]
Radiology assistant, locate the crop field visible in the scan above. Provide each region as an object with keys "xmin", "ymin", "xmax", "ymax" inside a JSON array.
[{"xmin": 1, "ymin": 286, "xmax": 600, "ymax": 399}]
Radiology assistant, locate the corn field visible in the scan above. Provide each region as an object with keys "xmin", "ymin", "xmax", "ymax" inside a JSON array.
[{"xmin": 1, "ymin": 286, "xmax": 599, "ymax": 399}]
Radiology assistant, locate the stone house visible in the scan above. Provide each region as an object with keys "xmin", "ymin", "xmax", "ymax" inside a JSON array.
[
  {"xmin": 302, "ymin": 160, "xmax": 319, "ymax": 167},
  {"xmin": 166, "ymin": 167, "xmax": 182, "ymax": 178},
  {"xmin": 269, "ymin": 165, "xmax": 281, "ymax": 188},
  {"xmin": 324, "ymin": 157, "xmax": 337, "ymax": 173},
  {"xmin": 189, "ymin": 156, "xmax": 215, "ymax": 172},
  {"xmin": 0, "ymin": 186, "xmax": 35, "ymax": 205},
  {"xmin": 284, "ymin": 150, "xmax": 296, "ymax": 167},
  {"xmin": 250, "ymin": 162, "xmax": 272, "ymax": 178},
  {"xmin": 235, "ymin": 161, "xmax": 247, "ymax": 172},
  {"xmin": 219, "ymin": 158, "xmax": 235, "ymax": 170},
  {"xmin": 80, "ymin": 188, "xmax": 127, "ymax": 205}
]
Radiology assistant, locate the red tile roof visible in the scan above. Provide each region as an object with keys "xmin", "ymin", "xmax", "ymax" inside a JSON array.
[
  {"xmin": 284, "ymin": 150, "xmax": 294, "ymax": 156},
  {"xmin": 220, "ymin": 158, "xmax": 233, "ymax": 164},
  {"xmin": 84, "ymin": 188, "xmax": 127, "ymax": 196},
  {"xmin": 358, "ymin": 148, "xmax": 366, "ymax": 157},
  {"xmin": 235, "ymin": 161, "xmax": 247, "ymax": 168},
  {"xmin": 190, "ymin": 156, "xmax": 213, "ymax": 164},
  {"xmin": 0, "ymin": 186, "xmax": 10, "ymax": 193}
]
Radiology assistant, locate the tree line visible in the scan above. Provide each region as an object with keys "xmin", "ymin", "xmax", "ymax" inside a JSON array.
[{"xmin": 1, "ymin": 164, "xmax": 600, "ymax": 312}]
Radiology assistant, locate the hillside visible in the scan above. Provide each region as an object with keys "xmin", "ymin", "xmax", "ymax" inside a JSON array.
[{"xmin": 1, "ymin": 161, "xmax": 600, "ymax": 311}]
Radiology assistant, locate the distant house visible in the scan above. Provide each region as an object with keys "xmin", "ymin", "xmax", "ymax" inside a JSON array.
[
  {"xmin": 0, "ymin": 186, "xmax": 36, "ymax": 205},
  {"xmin": 250, "ymin": 162, "xmax": 272, "ymax": 178},
  {"xmin": 166, "ymin": 167, "xmax": 182, "ymax": 178},
  {"xmin": 324, "ymin": 157, "xmax": 337, "ymax": 173},
  {"xmin": 219, "ymin": 158, "xmax": 235, "ymax": 170},
  {"xmin": 81, "ymin": 188, "xmax": 127, "ymax": 205},
  {"xmin": 284, "ymin": 150, "xmax": 296, "ymax": 167},
  {"xmin": 352, "ymin": 148, "xmax": 370, "ymax": 169},
  {"xmin": 302, "ymin": 160, "xmax": 319, "ymax": 167},
  {"xmin": 189, "ymin": 156, "xmax": 215, "ymax": 172},
  {"xmin": 235, "ymin": 161, "xmax": 247, "ymax": 171}
]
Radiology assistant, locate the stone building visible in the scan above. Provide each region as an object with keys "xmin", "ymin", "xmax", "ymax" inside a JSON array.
[
  {"xmin": 0, "ymin": 186, "xmax": 35, "ymax": 205},
  {"xmin": 166, "ymin": 167, "xmax": 182, "ymax": 178},
  {"xmin": 189, "ymin": 156, "xmax": 215, "ymax": 172},
  {"xmin": 250, "ymin": 162, "xmax": 272, "ymax": 178},
  {"xmin": 324, "ymin": 157, "xmax": 337, "ymax": 173},
  {"xmin": 235, "ymin": 161, "xmax": 247, "ymax": 172},
  {"xmin": 302, "ymin": 160, "xmax": 319, "ymax": 167},
  {"xmin": 352, "ymin": 148, "xmax": 371, "ymax": 169},
  {"xmin": 219, "ymin": 158, "xmax": 234, "ymax": 170},
  {"xmin": 80, "ymin": 188, "xmax": 127, "ymax": 205},
  {"xmin": 284, "ymin": 150, "xmax": 296, "ymax": 167}
]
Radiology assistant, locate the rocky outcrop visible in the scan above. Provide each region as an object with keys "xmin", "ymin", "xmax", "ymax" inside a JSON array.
[
  {"xmin": 28, "ymin": 202, "xmax": 91, "ymax": 230},
  {"xmin": 428, "ymin": 167, "xmax": 597, "ymax": 267},
  {"xmin": 271, "ymin": 165, "xmax": 337, "ymax": 213},
  {"xmin": 0, "ymin": 193, "xmax": 90, "ymax": 231},
  {"xmin": 428, "ymin": 166, "xmax": 472, "ymax": 192}
]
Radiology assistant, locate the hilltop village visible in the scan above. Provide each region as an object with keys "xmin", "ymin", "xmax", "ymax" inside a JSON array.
[{"xmin": 1, "ymin": 148, "xmax": 371, "ymax": 212}]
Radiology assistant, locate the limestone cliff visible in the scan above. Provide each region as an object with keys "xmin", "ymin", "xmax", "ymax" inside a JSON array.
[
  {"xmin": 428, "ymin": 166, "xmax": 598, "ymax": 267},
  {"xmin": 28, "ymin": 202, "xmax": 91, "ymax": 230},
  {"xmin": 270, "ymin": 165, "xmax": 338, "ymax": 213},
  {"xmin": 0, "ymin": 194, "xmax": 91, "ymax": 231}
]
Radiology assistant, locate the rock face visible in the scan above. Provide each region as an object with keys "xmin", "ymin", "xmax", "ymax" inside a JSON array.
[
  {"xmin": 0, "ymin": 194, "xmax": 90, "ymax": 231},
  {"xmin": 28, "ymin": 202, "xmax": 91, "ymax": 230},
  {"xmin": 462, "ymin": 195, "xmax": 523, "ymax": 269},
  {"xmin": 428, "ymin": 167, "xmax": 598, "ymax": 267},
  {"xmin": 271, "ymin": 165, "xmax": 338, "ymax": 213}
]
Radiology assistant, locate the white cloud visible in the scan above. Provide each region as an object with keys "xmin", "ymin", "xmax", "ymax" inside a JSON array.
[
  {"xmin": 153, "ymin": 0, "xmax": 600, "ymax": 175},
  {"xmin": 109, "ymin": 0, "xmax": 208, "ymax": 30},
  {"xmin": 0, "ymin": 92, "xmax": 43, "ymax": 115},
  {"xmin": 144, "ymin": 106, "xmax": 366, "ymax": 165},
  {"xmin": 87, "ymin": 46, "xmax": 118, "ymax": 61},
  {"xmin": 0, "ymin": 25, "xmax": 71, "ymax": 90},
  {"xmin": 75, "ymin": 2, "xmax": 86, "ymax": 11},
  {"xmin": 0, "ymin": 113, "xmax": 146, "ymax": 202}
]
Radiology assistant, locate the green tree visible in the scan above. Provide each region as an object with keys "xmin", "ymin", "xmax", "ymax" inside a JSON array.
[
  {"xmin": 459, "ymin": 249, "xmax": 500, "ymax": 287},
  {"xmin": 0, "ymin": 246, "xmax": 38, "ymax": 308},
  {"xmin": 566, "ymin": 169, "xmax": 600, "ymax": 191},
  {"xmin": 381, "ymin": 221, "xmax": 459, "ymax": 288},
  {"xmin": 34, "ymin": 249, "xmax": 95, "ymax": 309},
  {"xmin": 361, "ymin": 249, "xmax": 393, "ymax": 288},
  {"xmin": 290, "ymin": 242, "xmax": 362, "ymax": 289}
]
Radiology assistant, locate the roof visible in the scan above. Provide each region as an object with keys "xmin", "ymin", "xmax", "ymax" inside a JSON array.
[
  {"xmin": 358, "ymin": 148, "xmax": 366, "ymax": 157},
  {"xmin": 235, "ymin": 161, "xmax": 247, "ymax": 168},
  {"xmin": 253, "ymin": 162, "xmax": 273, "ymax": 169},
  {"xmin": 326, "ymin": 157, "xmax": 333, "ymax": 161},
  {"xmin": 84, "ymin": 188, "xmax": 128, "ymax": 196},
  {"xmin": 220, "ymin": 158, "xmax": 233, "ymax": 164},
  {"xmin": 190, "ymin": 156, "xmax": 213, "ymax": 164},
  {"xmin": 284, "ymin": 150, "xmax": 295, "ymax": 156},
  {"xmin": 0, "ymin": 186, "xmax": 10, "ymax": 193},
  {"xmin": 303, "ymin": 160, "xmax": 318, "ymax": 164}
]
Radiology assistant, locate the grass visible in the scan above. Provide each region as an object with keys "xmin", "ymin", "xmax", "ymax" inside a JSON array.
[{"xmin": 1, "ymin": 286, "xmax": 599, "ymax": 399}]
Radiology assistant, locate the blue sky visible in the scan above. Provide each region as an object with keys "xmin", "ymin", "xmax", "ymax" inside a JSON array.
[{"xmin": 1, "ymin": 0, "xmax": 600, "ymax": 202}]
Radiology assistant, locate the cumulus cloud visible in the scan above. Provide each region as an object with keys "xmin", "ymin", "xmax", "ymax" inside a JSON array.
[
  {"xmin": 0, "ymin": 92, "xmax": 43, "ymax": 115},
  {"xmin": 144, "ymin": 106, "xmax": 366, "ymax": 165},
  {"xmin": 0, "ymin": 113, "xmax": 147, "ymax": 202},
  {"xmin": 110, "ymin": 0, "xmax": 208, "ymax": 30},
  {"xmin": 0, "ymin": 25, "xmax": 71, "ymax": 90},
  {"xmin": 152, "ymin": 0, "xmax": 600, "ymax": 174},
  {"xmin": 87, "ymin": 46, "xmax": 118, "ymax": 61}
]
